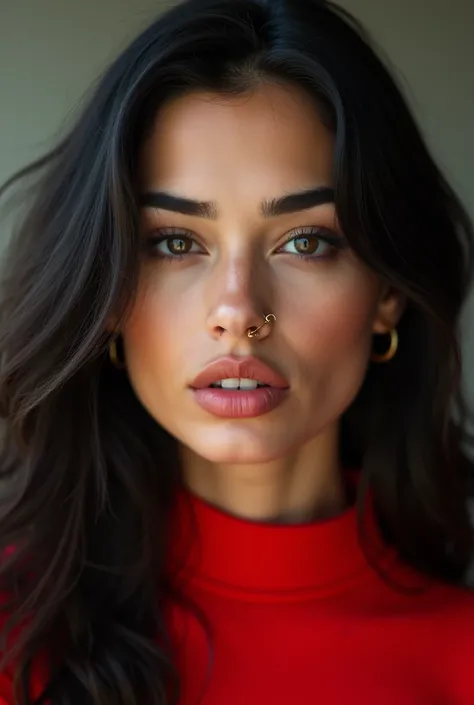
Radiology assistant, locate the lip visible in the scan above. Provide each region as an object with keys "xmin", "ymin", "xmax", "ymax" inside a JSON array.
[
  {"xmin": 190, "ymin": 355, "xmax": 289, "ymax": 390},
  {"xmin": 191, "ymin": 387, "xmax": 288, "ymax": 419},
  {"xmin": 189, "ymin": 355, "xmax": 289, "ymax": 419}
]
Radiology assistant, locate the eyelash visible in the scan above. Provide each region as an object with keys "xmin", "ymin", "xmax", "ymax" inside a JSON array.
[{"xmin": 145, "ymin": 227, "xmax": 346, "ymax": 263}]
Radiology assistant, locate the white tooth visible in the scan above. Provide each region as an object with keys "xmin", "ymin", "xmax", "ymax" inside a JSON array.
[
  {"xmin": 221, "ymin": 378, "xmax": 240, "ymax": 389},
  {"xmin": 239, "ymin": 378, "xmax": 258, "ymax": 390}
]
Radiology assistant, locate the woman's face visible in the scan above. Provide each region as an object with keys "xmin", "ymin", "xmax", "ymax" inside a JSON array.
[{"xmin": 122, "ymin": 82, "xmax": 403, "ymax": 464}]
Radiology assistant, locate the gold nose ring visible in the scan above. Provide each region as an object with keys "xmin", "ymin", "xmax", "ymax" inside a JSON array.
[{"xmin": 247, "ymin": 313, "xmax": 276, "ymax": 339}]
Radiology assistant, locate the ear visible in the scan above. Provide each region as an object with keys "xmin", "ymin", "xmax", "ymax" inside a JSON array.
[{"xmin": 372, "ymin": 285, "xmax": 407, "ymax": 334}]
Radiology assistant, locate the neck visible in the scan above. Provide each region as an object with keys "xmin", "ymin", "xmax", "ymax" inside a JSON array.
[{"xmin": 179, "ymin": 424, "xmax": 348, "ymax": 524}]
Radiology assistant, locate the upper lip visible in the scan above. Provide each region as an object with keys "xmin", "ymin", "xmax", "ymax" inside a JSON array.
[{"xmin": 190, "ymin": 355, "xmax": 289, "ymax": 389}]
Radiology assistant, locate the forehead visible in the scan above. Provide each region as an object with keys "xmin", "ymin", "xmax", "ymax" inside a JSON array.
[{"xmin": 138, "ymin": 83, "xmax": 335, "ymax": 197}]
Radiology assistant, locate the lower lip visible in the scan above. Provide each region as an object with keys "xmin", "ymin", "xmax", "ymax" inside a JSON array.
[{"xmin": 191, "ymin": 387, "xmax": 288, "ymax": 418}]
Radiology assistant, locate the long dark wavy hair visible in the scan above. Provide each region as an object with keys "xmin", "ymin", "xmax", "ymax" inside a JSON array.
[{"xmin": 0, "ymin": 0, "xmax": 473, "ymax": 703}]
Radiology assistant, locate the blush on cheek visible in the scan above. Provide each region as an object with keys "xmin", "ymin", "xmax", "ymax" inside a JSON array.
[
  {"xmin": 291, "ymin": 299, "xmax": 375, "ymax": 439},
  {"xmin": 295, "ymin": 291, "xmax": 377, "ymax": 363},
  {"xmin": 122, "ymin": 280, "xmax": 200, "ymax": 413}
]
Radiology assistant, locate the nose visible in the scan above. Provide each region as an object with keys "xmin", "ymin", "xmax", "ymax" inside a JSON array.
[{"xmin": 205, "ymin": 256, "xmax": 273, "ymax": 342}]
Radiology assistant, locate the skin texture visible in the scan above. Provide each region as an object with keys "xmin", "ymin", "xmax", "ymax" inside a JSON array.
[{"xmin": 121, "ymin": 82, "xmax": 405, "ymax": 523}]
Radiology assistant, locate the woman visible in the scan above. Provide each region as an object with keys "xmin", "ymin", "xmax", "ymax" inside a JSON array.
[{"xmin": 0, "ymin": 0, "xmax": 473, "ymax": 703}]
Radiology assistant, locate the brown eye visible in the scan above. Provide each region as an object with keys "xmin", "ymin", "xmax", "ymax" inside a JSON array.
[
  {"xmin": 277, "ymin": 228, "xmax": 345, "ymax": 260},
  {"xmin": 293, "ymin": 234, "xmax": 320, "ymax": 254},
  {"xmin": 146, "ymin": 231, "xmax": 204, "ymax": 259},
  {"xmin": 167, "ymin": 237, "xmax": 192, "ymax": 255}
]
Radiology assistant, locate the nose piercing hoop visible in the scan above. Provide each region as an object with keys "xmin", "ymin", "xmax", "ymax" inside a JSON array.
[{"xmin": 247, "ymin": 313, "xmax": 276, "ymax": 339}]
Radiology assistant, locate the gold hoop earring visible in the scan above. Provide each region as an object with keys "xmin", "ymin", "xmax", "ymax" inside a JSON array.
[
  {"xmin": 371, "ymin": 328, "xmax": 398, "ymax": 363},
  {"xmin": 109, "ymin": 338, "xmax": 126, "ymax": 369}
]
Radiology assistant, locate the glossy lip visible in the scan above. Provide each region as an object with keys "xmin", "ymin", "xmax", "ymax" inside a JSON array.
[
  {"xmin": 191, "ymin": 386, "xmax": 287, "ymax": 419},
  {"xmin": 190, "ymin": 355, "xmax": 289, "ymax": 390}
]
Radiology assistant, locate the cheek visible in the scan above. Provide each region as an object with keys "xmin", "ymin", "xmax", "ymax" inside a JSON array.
[
  {"xmin": 282, "ymin": 266, "xmax": 380, "ymax": 364},
  {"xmin": 122, "ymin": 274, "xmax": 190, "ymax": 382},
  {"xmin": 279, "ymin": 267, "xmax": 380, "ymax": 423},
  {"xmin": 120, "ymin": 275, "xmax": 197, "ymax": 435},
  {"xmin": 298, "ymin": 291, "xmax": 375, "ymax": 357}
]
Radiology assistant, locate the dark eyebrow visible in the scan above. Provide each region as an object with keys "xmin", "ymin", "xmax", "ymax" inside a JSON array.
[{"xmin": 139, "ymin": 187, "xmax": 335, "ymax": 219}]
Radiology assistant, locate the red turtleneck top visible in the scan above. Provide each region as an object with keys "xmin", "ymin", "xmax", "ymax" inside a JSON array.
[
  {"xmin": 1, "ymin": 473, "xmax": 474, "ymax": 704},
  {"xmin": 164, "ymin": 475, "xmax": 474, "ymax": 704}
]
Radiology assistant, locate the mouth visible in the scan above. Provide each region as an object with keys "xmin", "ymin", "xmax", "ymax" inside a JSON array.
[
  {"xmin": 208, "ymin": 378, "xmax": 270, "ymax": 390},
  {"xmin": 189, "ymin": 356, "xmax": 289, "ymax": 419},
  {"xmin": 190, "ymin": 355, "xmax": 289, "ymax": 391}
]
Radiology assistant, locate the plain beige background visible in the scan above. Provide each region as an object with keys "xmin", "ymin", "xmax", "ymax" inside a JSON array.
[{"xmin": 0, "ymin": 0, "xmax": 473, "ymax": 399}]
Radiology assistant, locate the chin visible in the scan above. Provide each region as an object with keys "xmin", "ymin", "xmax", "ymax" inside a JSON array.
[{"xmin": 183, "ymin": 428, "xmax": 291, "ymax": 465}]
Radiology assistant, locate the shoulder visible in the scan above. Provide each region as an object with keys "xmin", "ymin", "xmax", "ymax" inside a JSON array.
[
  {"xmin": 419, "ymin": 580, "xmax": 474, "ymax": 629},
  {"xmin": 382, "ymin": 572, "xmax": 474, "ymax": 639},
  {"xmin": 0, "ymin": 593, "xmax": 15, "ymax": 705},
  {"xmin": 428, "ymin": 581, "xmax": 474, "ymax": 639},
  {"xmin": 409, "ymin": 581, "xmax": 474, "ymax": 703},
  {"xmin": 390, "ymin": 583, "xmax": 474, "ymax": 705},
  {"xmin": 0, "ymin": 589, "xmax": 45, "ymax": 705},
  {"xmin": 358, "ymin": 562, "xmax": 474, "ymax": 702}
]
